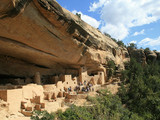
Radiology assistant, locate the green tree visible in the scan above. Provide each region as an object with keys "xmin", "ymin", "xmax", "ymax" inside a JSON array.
[
  {"xmin": 76, "ymin": 13, "xmax": 81, "ymax": 18},
  {"xmin": 107, "ymin": 60, "xmax": 116, "ymax": 78},
  {"xmin": 118, "ymin": 57, "xmax": 160, "ymax": 120},
  {"xmin": 144, "ymin": 47, "xmax": 150, "ymax": 53},
  {"xmin": 117, "ymin": 40, "xmax": 125, "ymax": 47},
  {"xmin": 104, "ymin": 32, "xmax": 111, "ymax": 38},
  {"xmin": 127, "ymin": 43, "xmax": 137, "ymax": 49}
]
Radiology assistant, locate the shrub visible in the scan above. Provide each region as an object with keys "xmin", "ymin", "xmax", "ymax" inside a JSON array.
[
  {"xmin": 104, "ymin": 32, "xmax": 111, "ymax": 38},
  {"xmin": 107, "ymin": 60, "xmax": 116, "ymax": 78},
  {"xmin": 31, "ymin": 110, "xmax": 55, "ymax": 120},
  {"xmin": 57, "ymin": 105, "xmax": 93, "ymax": 120},
  {"xmin": 56, "ymin": 89, "xmax": 142, "ymax": 120},
  {"xmin": 127, "ymin": 43, "xmax": 137, "ymax": 49},
  {"xmin": 117, "ymin": 40, "xmax": 125, "ymax": 47},
  {"xmin": 76, "ymin": 13, "xmax": 81, "ymax": 18},
  {"xmin": 144, "ymin": 47, "xmax": 150, "ymax": 53}
]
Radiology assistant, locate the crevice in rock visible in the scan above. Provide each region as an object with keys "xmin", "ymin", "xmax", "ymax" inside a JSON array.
[
  {"xmin": 0, "ymin": 0, "xmax": 32, "ymax": 19},
  {"xmin": 37, "ymin": 0, "xmax": 63, "ymax": 14},
  {"xmin": 0, "ymin": 74, "xmax": 25, "ymax": 85},
  {"xmin": 34, "ymin": 64, "xmax": 50, "ymax": 69},
  {"xmin": 0, "ymin": 74, "xmax": 24, "ymax": 79},
  {"xmin": 45, "ymin": 26, "xmax": 62, "ymax": 41},
  {"xmin": 0, "ymin": 54, "xmax": 50, "ymax": 69},
  {"xmin": 0, "ymin": 36, "xmax": 58, "ymax": 58}
]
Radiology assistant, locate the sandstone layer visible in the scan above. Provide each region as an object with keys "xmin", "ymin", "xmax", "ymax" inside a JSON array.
[
  {"xmin": 0, "ymin": 0, "xmax": 129, "ymax": 78},
  {"xmin": 128, "ymin": 48, "xmax": 160, "ymax": 64}
]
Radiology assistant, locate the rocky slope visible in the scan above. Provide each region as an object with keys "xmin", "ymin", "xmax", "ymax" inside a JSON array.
[
  {"xmin": 128, "ymin": 48, "xmax": 160, "ymax": 65},
  {"xmin": 0, "ymin": 0, "xmax": 129, "ymax": 78}
]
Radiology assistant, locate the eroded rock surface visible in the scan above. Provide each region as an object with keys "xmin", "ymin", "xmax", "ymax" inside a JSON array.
[
  {"xmin": 128, "ymin": 48, "xmax": 146, "ymax": 65},
  {"xmin": 155, "ymin": 51, "xmax": 160, "ymax": 60},
  {"xmin": 144, "ymin": 50, "xmax": 157, "ymax": 62},
  {"xmin": 0, "ymin": 0, "xmax": 129, "ymax": 78},
  {"xmin": 128, "ymin": 48, "xmax": 160, "ymax": 65}
]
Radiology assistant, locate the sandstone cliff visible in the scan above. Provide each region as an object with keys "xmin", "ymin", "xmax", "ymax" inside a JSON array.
[
  {"xmin": 128, "ymin": 48, "xmax": 160, "ymax": 64},
  {"xmin": 1, "ymin": 1, "xmax": 160, "ymax": 119},
  {"xmin": 0, "ymin": 0, "xmax": 129, "ymax": 78}
]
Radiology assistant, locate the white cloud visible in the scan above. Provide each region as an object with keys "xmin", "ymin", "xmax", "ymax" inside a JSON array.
[
  {"xmin": 130, "ymin": 41, "xmax": 137, "ymax": 44},
  {"xmin": 72, "ymin": 10, "xmax": 101, "ymax": 28},
  {"xmin": 133, "ymin": 29, "xmax": 145, "ymax": 36},
  {"xmin": 138, "ymin": 36, "xmax": 160, "ymax": 50},
  {"xmin": 89, "ymin": 0, "xmax": 160, "ymax": 40},
  {"xmin": 89, "ymin": 0, "xmax": 108, "ymax": 12},
  {"xmin": 101, "ymin": 23, "xmax": 128, "ymax": 40}
]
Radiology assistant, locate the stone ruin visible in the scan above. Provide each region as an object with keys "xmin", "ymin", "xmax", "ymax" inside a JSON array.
[
  {"xmin": 0, "ymin": 0, "xmax": 130, "ymax": 118},
  {"xmin": 0, "ymin": 66, "xmax": 108, "ymax": 116}
]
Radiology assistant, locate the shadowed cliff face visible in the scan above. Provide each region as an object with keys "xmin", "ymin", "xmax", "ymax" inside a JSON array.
[
  {"xmin": 0, "ymin": 0, "xmax": 129, "ymax": 77},
  {"xmin": 128, "ymin": 48, "xmax": 160, "ymax": 65},
  {"xmin": 0, "ymin": 0, "xmax": 32, "ymax": 18}
]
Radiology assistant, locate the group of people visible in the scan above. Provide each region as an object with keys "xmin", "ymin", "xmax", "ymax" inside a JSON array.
[
  {"xmin": 67, "ymin": 80, "xmax": 94, "ymax": 94},
  {"xmin": 82, "ymin": 82, "xmax": 94, "ymax": 92}
]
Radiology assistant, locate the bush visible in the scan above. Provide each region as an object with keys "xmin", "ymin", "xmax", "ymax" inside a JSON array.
[
  {"xmin": 57, "ymin": 105, "xmax": 93, "ymax": 120},
  {"xmin": 117, "ymin": 40, "xmax": 125, "ymax": 47},
  {"xmin": 107, "ymin": 60, "xmax": 116, "ymax": 78},
  {"xmin": 31, "ymin": 110, "xmax": 55, "ymax": 120},
  {"xmin": 76, "ymin": 13, "xmax": 81, "ymax": 18},
  {"xmin": 127, "ymin": 43, "xmax": 137, "ymax": 49},
  {"xmin": 30, "ymin": 89, "xmax": 142, "ymax": 120},
  {"xmin": 56, "ymin": 89, "xmax": 142, "ymax": 120},
  {"xmin": 104, "ymin": 32, "xmax": 111, "ymax": 38},
  {"xmin": 144, "ymin": 47, "xmax": 150, "ymax": 53}
]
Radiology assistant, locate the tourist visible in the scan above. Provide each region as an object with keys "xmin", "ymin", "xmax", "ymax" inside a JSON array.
[
  {"xmin": 82, "ymin": 87, "xmax": 85, "ymax": 92},
  {"xmin": 84, "ymin": 80, "xmax": 86, "ymax": 85}
]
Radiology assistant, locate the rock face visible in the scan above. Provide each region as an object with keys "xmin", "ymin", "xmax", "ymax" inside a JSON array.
[
  {"xmin": 155, "ymin": 51, "xmax": 160, "ymax": 60},
  {"xmin": 128, "ymin": 48, "xmax": 160, "ymax": 64},
  {"xmin": 128, "ymin": 48, "xmax": 146, "ymax": 65},
  {"xmin": 0, "ymin": 0, "xmax": 129, "ymax": 79},
  {"xmin": 144, "ymin": 50, "xmax": 157, "ymax": 62}
]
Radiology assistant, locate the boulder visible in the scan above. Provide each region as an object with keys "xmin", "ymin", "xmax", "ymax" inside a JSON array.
[
  {"xmin": 155, "ymin": 51, "xmax": 160, "ymax": 60},
  {"xmin": 144, "ymin": 50, "xmax": 157, "ymax": 63}
]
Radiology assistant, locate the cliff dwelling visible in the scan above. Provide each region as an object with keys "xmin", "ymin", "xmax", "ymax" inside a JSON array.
[{"xmin": 0, "ymin": 0, "xmax": 130, "ymax": 119}]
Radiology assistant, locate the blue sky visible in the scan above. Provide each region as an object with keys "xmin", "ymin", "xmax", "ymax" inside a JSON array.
[{"xmin": 56, "ymin": 0, "xmax": 160, "ymax": 51}]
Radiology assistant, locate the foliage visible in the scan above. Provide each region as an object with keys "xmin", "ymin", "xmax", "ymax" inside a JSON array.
[
  {"xmin": 144, "ymin": 47, "xmax": 150, "ymax": 53},
  {"xmin": 107, "ymin": 60, "xmax": 116, "ymax": 69},
  {"xmin": 76, "ymin": 13, "xmax": 81, "ymax": 18},
  {"xmin": 57, "ymin": 89, "xmax": 142, "ymax": 120},
  {"xmin": 111, "ymin": 38, "xmax": 117, "ymax": 42},
  {"xmin": 127, "ymin": 43, "xmax": 137, "ymax": 49},
  {"xmin": 104, "ymin": 32, "xmax": 111, "ymax": 38},
  {"xmin": 31, "ymin": 110, "xmax": 55, "ymax": 120},
  {"xmin": 117, "ymin": 40, "xmax": 125, "ymax": 47},
  {"xmin": 107, "ymin": 60, "xmax": 116, "ymax": 78},
  {"xmin": 118, "ymin": 57, "xmax": 160, "ymax": 120},
  {"xmin": 104, "ymin": 32, "xmax": 125, "ymax": 47},
  {"xmin": 57, "ymin": 105, "xmax": 93, "ymax": 120}
]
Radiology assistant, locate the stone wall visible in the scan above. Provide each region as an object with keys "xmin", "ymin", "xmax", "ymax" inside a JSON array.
[{"xmin": 0, "ymin": 68, "xmax": 107, "ymax": 116}]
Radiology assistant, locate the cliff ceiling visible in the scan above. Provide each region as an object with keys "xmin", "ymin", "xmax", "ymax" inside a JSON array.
[{"xmin": 0, "ymin": 0, "xmax": 129, "ymax": 77}]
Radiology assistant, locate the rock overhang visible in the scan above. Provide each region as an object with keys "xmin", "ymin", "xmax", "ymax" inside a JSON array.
[{"xmin": 0, "ymin": 0, "xmax": 128, "ymax": 77}]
